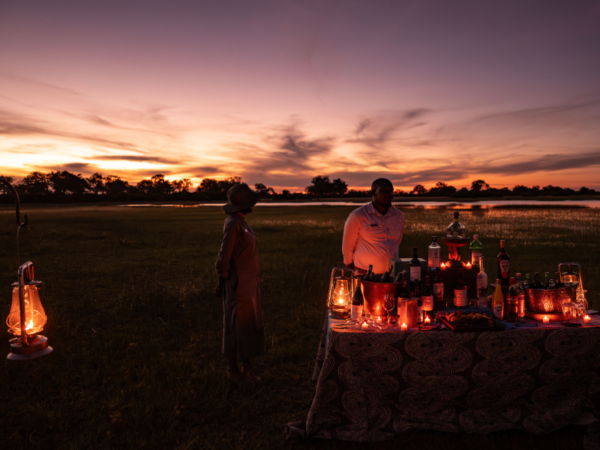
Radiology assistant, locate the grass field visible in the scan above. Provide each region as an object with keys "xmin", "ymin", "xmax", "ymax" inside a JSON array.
[{"xmin": 1, "ymin": 204, "xmax": 599, "ymax": 449}]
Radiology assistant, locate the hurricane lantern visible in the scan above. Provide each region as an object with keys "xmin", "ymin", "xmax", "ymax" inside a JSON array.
[
  {"xmin": 6, "ymin": 262, "xmax": 52, "ymax": 361},
  {"xmin": 327, "ymin": 267, "xmax": 354, "ymax": 318}
]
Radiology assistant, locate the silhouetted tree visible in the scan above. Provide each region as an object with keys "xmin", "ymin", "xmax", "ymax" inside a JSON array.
[
  {"xmin": 332, "ymin": 178, "xmax": 348, "ymax": 196},
  {"xmin": 470, "ymin": 180, "xmax": 489, "ymax": 192},
  {"xmin": 427, "ymin": 181, "xmax": 457, "ymax": 196},
  {"xmin": 105, "ymin": 176, "xmax": 130, "ymax": 196},
  {"xmin": 19, "ymin": 172, "xmax": 51, "ymax": 196},
  {"xmin": 87, "ymin": 173, "xmax": 106, "ymax": 194},
  {"xmin": 411, "ymin": 184, "xmax": 428, "ymax": 195},
  {"xmin": 255, "ymin": 183, "xmax": 275, "ymax": 197}
]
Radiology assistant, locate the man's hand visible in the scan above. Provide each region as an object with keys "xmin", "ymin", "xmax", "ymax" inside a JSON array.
[
  {"xmin": 215, "ymin": 276, "xmax": 225, "ymax": 297},
  {"xmin": 346, "ymin": 262, "xmax": 355, "ymax": 270}
]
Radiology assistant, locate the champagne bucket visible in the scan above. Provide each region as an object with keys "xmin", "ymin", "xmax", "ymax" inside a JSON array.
[
  {"xmin": 361, "ymin": 277, "xmax": 400, "ymax": 318},
  {"xmin": 525, "ymin": 285, "xmax": 577, "ymax": 313}
]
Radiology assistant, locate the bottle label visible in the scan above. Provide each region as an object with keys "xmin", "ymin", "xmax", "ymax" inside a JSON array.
[
  {"xmin": 433, "ymin": 282, "xmax": 444, "ymax": 299},
  {"xmin": 410, "ymin": 265, "xmax": 421, "ymax": 281},
  {"xmin": 471, "ymin": 251, "xmax": 483, "ymax": 266},
  {"xmin": 500, "ymin": 260, "xmax": 510, "ymax": 279},
  {"xmin": 428, "ymin": 248, "xmax": 440, "ymax": 269},
  {"xmin": 351, "ymin": 304, "xmax": 363, "ymax": 319},
  {"xmin": 454, "ymin": 289, "xmax": 468, "ymax": 307},
  {"xmin": 493, "ymin": 303, "xmax": 503, "ymax": 319},
  {"xmin": 422, "ymin": 295, "xmax": 434, "ymax": 311}
]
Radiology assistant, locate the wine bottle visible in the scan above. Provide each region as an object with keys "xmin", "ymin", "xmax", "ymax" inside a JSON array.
[
  {"xmin": 544, "ymin": 272, "xmax": 551, "ymax": 289},
  {"xmin": 409, "ymin": 247, "xmax": 421, "ymax": 292},
  {"xmin": 453, "ymin": 271, "xmax": 468, "ymax": 308},
  {"xmin": 365, "ymin": 265, "xmax": 373, "ymax": 281},
  {"xmin": 433, "ymin": 267, "xmax": 445, "ymax": 310},
  {"xmin": 492, "ymin": 279, "xmax": 504, "ymax": 320},
  {"xmin": 554, "ymin": 272, "xmax": 561, "ymax": 288},
  {"xmin": 548, "ymin": 272, "xmax": 556, "ymax": 288},
  {"xmin": 534, "ymin": 272, "xmax": 540, "ymax": 289},
  {"xmin": 428, "ymin": 236, "xmax": 441, "ymax": 269},
  {"xmin": 398, "ymin": 272, "xmax": 411, "ymax": 299},
  {"xmin": 524, "ymin": 273, "xmax": 531, "ymax": 289},
  {"xmin": 469, "ymin": 234, "xmax": 483, "ymax": 269},
  {"xmin": 516, "ymin": 273, "xmax": 525, "ymax": 321},
  {"xmin": 476, "ymin": 256, "xmax": 488, "ymax": 308},
  {"xmin": 351, "ymin": 276, "xmax": 364, "ymax": 320},
  {"xmin": 421, "ymin": 276, "xmax": 434, "ymax": 322},
  {"xmin": 497, "ymin": 240, "xmax": 510, "ymax": 285},
  {"xmin": 381, "ymin": 271, "xmax": 390, "ymax": 283}
]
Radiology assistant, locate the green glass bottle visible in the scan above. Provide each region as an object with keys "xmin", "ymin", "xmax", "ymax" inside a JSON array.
[{"xmin": 469, "ymin": 234, "xmax": 483, "ymax": 269}]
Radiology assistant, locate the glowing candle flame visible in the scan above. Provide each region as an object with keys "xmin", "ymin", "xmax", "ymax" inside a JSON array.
[
  {"xmin": 425, "ymin": 316, "xmax": 431, "ymax": 324},
  {"xmin": 26, "ymin": 320, "xmax": 34, "ymax": 331}
]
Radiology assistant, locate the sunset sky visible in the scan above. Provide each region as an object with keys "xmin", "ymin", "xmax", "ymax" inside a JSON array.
[{"xmin": 1, "ymin": 1, "xmax": 599, "ymax": 192}]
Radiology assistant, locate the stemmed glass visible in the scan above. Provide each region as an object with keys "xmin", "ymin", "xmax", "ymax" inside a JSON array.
[
  {"xmin": 383, "ymin": 293, "xmax": 396, "ymax": 329},
  {"xmin": 363, "ymin": 313, "xmax": 383, "ymax": 332},
  {"xmin": 562, "ymin": 301, "xmax": 573, "ymax": 323}
]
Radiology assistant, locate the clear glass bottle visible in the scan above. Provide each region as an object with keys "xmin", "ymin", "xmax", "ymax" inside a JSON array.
[
  {"xmin": 476, "ymin": 257, "xmax": 488, "ymax": 308},
  {"xmin": 428, "ymin": 236, "xmax": 441, "ymax": 269},
  {"xmin": 447, "ymin": 211, "xmax": 466, "ymax": 238},
  {"xmin": 469, "ymin": 234, "xmax": 483, "ymax": 269}
]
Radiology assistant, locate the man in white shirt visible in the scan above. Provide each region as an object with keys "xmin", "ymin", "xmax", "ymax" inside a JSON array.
[{"xmin": 342, "ymin": 178, "xmax": 405, "ymax": 275}]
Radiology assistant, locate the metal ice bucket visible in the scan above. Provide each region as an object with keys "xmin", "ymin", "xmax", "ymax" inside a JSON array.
[
  {"xmin": 361, "ymin": 276, "xmax": 400, "ymax": 318},
  {"xmin": 525, "ymin": 285, "xmax": 577, "ymax": 313}
]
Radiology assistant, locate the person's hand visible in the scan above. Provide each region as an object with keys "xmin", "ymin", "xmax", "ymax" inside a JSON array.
[
  {"xmin": 215, "ymin": 277, "xmax": 225, "ymax": 297},
  {"xmin": 346, "ymin": 262, "xmax": 355, "ymax": 270}
]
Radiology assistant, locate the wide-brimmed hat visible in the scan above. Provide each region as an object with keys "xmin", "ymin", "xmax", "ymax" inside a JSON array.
[{"xmin": 223, "ymin": 183, "xmax": 260, "ymax": 214}]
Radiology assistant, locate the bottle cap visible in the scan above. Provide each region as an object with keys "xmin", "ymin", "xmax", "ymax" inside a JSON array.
[
  {"xmin": 432, "ymin": 236, "xmax": 437, "ymax": 241},
  {"xmin": 500, "ymin": 240, "xmax": 505, "ymax": 247},
  {"xmin": 473, "ymin": 234, "xmax": 479, "ymax": 240}
]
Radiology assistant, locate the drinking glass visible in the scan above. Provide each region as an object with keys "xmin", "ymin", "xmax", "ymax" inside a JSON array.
[
  {"xmin": 562, "ymin": 301, "xmax": 573, "ymax": 322},
  {"xmin": 506, "ymin": 298, "xmax": 518, "ymax": 322},
  {"xmin": 383, "ymin": 294, "xmax": 396, "ymax": 328},
  {"xmin": 573, "ymin": 302, "xmax": 586, "ymax": 323}
]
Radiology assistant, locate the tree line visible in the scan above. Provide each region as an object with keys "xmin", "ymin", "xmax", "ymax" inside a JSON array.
[{"xmin": 0, "ymin": 171, "xmax": 596, "ymax": 203}]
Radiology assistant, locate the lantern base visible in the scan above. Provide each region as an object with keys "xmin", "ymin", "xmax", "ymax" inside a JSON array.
[
  {"xmin": 329, "ymin": 309, "xmax": 350, "ymax": 319},
  {"xmin": 7, "ymin": 335, "xmax": 53, "ymax": 361}
]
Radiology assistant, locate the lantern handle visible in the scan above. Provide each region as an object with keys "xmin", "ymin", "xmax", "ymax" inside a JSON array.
[
  {"xmin": 0, "ymin": 176, "xmax": 29, "ymax": 266},
  {"xmin": 17, "ymin": 261, "xmax": 34, "ymax": 347}
]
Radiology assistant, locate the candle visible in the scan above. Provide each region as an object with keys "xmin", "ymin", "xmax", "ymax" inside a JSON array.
[
  {"xmin": 543, "ymin": 316, "xmax": 550, "ymax": 324},
  {"xmin": 401, "ymin": 323, "xmax": 407, "ymax": 332},
  {"xmin": 424, "ymin": 316, "xmax": 431, "ymax": 325},
  {"xmin": 584, "ymin": 315, "xmax": 592, "ymax": 324},
  {"xmin": 361, "ymin": 321, "xmax": 369, "ymax": 330}
]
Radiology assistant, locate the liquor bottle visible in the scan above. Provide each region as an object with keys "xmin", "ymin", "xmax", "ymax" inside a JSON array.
[
  {"xmin": 421, "ymin": 276, "xmax": 434, "ymax": 321},
  {"xmin": 453, "ymin": 271, "xmax": 468, "ymax": 308},
  {"xmin": 506, "ymin": 277, "xmax": 519, "ymax": 322},
  {"xmin": 351, "ymin": 276, "xmax": 364, "ymax": 320},
  {"xmin": 515, "ymin": 273, "xmax": 525, "ymax": 321},
  {"xmin": 433, "ymin": 267, "xmax": 445, "ymax": 310},
  {"xmin": 365, "ymin": 265, "xmax": 373, "ymax": 281},
  {"xmin": 534, "ymin": 272, "xmax": 541, "ymax": 289},
  {"xmin": 524, "ymin": 273, "xmax": 531, "ymax": 289},
  {"xmin": 415, "ymin": 279, "xmax": 422, "ymax": 323},
  {"xmin": 409, "ymin": 247, "xmax": 422, "ymax": 292},
  {"xmin": 469, "ymin": 234, "xmax": 483, "ymax": 269},
  {"xmin": 476, "ymin": 256, "xmax": 488, "ymax": 308},
  {"xmin": 428, "ymin": 236, "xmax": 441, "ymax": 269},
  {"xmin": 492, "ymin": 279, "xmax": 504, "ymax": 320},
  {"xmin": 544, "ymin": 272, "xmax": 551, "ymax": 289},
  {"xmin": 446, "ymin": 211, "xmax": 466, "ymax": 238},
  {"xmin": 497, "ymin": 240, "xmax": 510, "ymax": 285}
]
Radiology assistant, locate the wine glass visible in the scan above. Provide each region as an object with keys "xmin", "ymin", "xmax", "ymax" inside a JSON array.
[
  {"xmin": 573, "ymin": 302, "xmax": 586, "ymax": 323},
  {"xmin": 562, "ymin": 301, "xmax": 573, "ymax": 322},
  {"xmin": 383, "ymin": 293, "xmax": 396, "ymax": 329}
]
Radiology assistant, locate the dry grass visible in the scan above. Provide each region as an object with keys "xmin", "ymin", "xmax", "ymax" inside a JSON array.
[{"xmin": 0, "ymin": 204, "xmax": 597, "ymax": 449}]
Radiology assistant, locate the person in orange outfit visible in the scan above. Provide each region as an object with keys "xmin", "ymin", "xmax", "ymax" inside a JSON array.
[{"xmin": 215, "ymin": 183, "xmax": 264, "ymax": 384}]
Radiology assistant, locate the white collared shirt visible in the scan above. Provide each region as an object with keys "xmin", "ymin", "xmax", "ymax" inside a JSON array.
[{"xmin": 342, "ymin": 202, "xmax": 405, "ymax": 274}]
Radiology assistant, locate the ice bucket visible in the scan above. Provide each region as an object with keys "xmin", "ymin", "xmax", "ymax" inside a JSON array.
[
  {"xmin": 525, "ymin": 285, "xmax": 577, "ymax": 313},
  {"xmin": 361, "ymin": 277, "xmax": 399, "ymax": 318}
]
